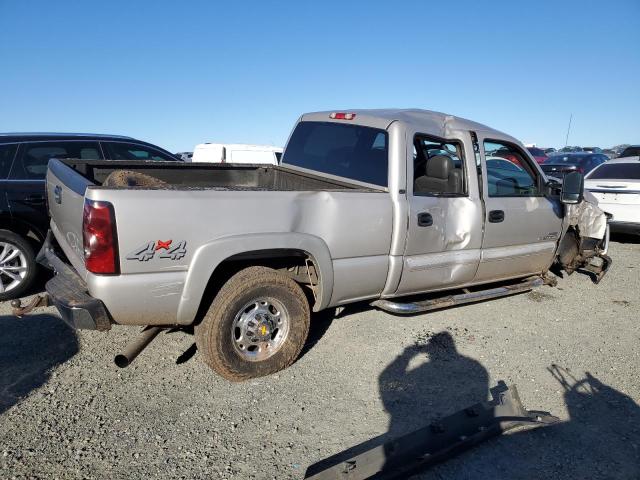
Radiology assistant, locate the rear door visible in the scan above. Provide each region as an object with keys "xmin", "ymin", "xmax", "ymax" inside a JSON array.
[
  {"xmin": 7, "ymin": 141, "xmax": 102, "ymax": 241},
  {"xmin": 395, "ymin": 133, "xmax": 483, "ymax": 295},
  {"xmin": 475, "ymin": 137, "xmax": 562, "ymax": 282}
]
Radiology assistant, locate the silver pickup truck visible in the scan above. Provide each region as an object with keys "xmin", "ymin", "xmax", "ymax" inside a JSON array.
[{"xmin": 31, "ymin": 109, "xmax": 610, "ymax": 381}]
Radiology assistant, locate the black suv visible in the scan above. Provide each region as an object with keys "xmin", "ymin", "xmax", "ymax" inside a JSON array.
[{"xmin": 0, "ymin": 133, "xmax": 180, "ymax": 300}]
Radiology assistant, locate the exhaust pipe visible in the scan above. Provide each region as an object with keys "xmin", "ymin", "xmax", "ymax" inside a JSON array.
[{"xmin": 114, "ymin": 326, "xmax": 162, "ymax": 368}]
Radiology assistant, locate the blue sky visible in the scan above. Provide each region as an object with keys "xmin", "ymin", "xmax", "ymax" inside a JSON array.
[{"xmin": 1, "ymin": 0, "xmax": 638, "ymax": 152}]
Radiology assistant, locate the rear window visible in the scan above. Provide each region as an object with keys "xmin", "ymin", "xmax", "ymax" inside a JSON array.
[
  {"xmin": 620, "ymin": 146, "xmax": 640, "ymax": 158},
  {"xmin": 527, "ymin": 148, "xmax": 545, "ymax": 156},
  {"xmin": 282, "ymin": 121, "xmax": 388, "ymax": 187},
  {"xmin": 589, "ymin": 163, "xmax": 640, "ymax": 180},
  {"xmin": 549, "ymin": 155, "xmax": 588, "ymax": 164}
]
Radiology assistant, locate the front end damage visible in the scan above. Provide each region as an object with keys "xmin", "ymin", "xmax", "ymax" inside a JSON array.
[{"xmin": 556, "ymin": 191, "xmax": 612, "ymax": 283}]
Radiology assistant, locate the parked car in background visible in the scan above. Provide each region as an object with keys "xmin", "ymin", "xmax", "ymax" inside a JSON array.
[
  {"xmin": 191, "ymin": 143, "xmax": 282, "ymax": 165},
  {"xmin": 544, "ymin": 147, "xmax": 557, "ymax": 155},
  {"xmin": 612, "ymin": 144, "xmax": 630, "ymax": 157},
  {"xmin": 486, "ymin": 156, "xmax": 525, "ymax": 172},
  {"xmin": 558, "ymin": 146, "xmax": 582, "ymax": 153},
  {"xmin": 0, "ymin": 133, "xmax": 179, "ymax": 300},
  {"xmin": 176, "ymin": 151, "xmax": 193, "ymax": 161},
  {"xmin": 618, "ymin": 145, "xmax": 640, "ymax": 159},
  {"xmin": 602, "ymin": 149, "xmax": 617, "ymax": 159},
  {"xmin": 582, "ymin": 147, "xmax": 603, "ymax": 153},
  {"xmin": 526, "ymin": 147, "xmax": 548, "ymax": 164},
  {"xmin": 540, "ymin": 152, "xmax": 608, "ymax": 177},
  {"xmin": 585, "ymin": 157, "xmax": 640, "ymax": 234}
]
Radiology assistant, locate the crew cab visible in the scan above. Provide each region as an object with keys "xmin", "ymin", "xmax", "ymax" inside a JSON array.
[{"xmin": 30, "ymin": 110, "xmax": 611, "ymax": 381}]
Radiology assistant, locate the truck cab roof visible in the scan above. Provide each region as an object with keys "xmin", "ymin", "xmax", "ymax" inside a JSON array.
[{"xmin": 300, "ymin": 109, "xmax": 518, "ymax": 144}]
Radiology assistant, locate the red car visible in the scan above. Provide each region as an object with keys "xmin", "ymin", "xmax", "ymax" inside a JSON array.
[{"xmin": 526, "ymin": 147, "xmax": 548, "ymax": 164}]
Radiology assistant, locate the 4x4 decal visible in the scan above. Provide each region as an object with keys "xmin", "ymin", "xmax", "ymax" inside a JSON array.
[{"xmin": 126, "ymin": 240, "xmax": 187, "ymax": 261}]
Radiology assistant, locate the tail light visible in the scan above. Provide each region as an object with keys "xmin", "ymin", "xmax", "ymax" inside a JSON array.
[{"xmin": 83, "ymin": 200, "xmax": 119, "ymax": 274}]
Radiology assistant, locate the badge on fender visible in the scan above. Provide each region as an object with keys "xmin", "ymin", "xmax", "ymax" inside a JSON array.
[{"xmin": 126, "ymin": 240, "xmax": 187, "ymax": 261}]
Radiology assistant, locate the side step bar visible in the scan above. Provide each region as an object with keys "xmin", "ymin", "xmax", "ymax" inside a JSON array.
[
  {"xmin": 370, "ymin": 276, "xmax": 544, "ymax": 315},
  {"xmin": 305, "ymin": 383, "xmax": 558, "ymax": 480}
]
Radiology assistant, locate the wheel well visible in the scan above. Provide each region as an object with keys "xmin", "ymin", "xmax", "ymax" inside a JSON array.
[
  {"xmin": 192, "ymin": 249, "xmax": 320, "ymax": 326},
  {"xmin": 0, "ymin": 216, "xmax": 46, "ymax": 244}
]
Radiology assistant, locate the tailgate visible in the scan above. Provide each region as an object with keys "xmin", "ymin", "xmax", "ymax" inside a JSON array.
[{"xmin": 46, "ymin": 158, "xmax": 93, "ymax": 278}]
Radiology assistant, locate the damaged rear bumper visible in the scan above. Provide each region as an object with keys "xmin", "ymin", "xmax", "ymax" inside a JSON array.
[{"xmin": 36, "ymin": 231, "xmax": 112, "ymax": 331}]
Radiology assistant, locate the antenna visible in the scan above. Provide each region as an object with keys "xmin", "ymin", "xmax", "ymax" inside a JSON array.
[{"xmin": 564, "ymin": 114, "xmax": 573, "ymax": 147}]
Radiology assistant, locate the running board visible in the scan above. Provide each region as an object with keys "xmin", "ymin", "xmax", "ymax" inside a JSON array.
[
  {"xmin": 305, "ymin": 383, "xmax": 558, "ymax": 480},
  {"xmin": 370, "ymin": 276, "xmax": 544, "ymax": 315}
]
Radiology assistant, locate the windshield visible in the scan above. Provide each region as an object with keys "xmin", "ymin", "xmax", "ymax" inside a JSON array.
[
  {"xmin": 282, "ymin": 121, "xmax": 388, "ymax": 187},
  {"xmin": 589, "ymin": 163, "xmax": 640, "ymax": 180}
]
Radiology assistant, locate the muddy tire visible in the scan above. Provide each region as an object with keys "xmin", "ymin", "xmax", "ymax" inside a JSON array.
[
  {"xmin": 195, "ymin": 266, "xmax": 310, "ymax": 381},
  {"xmin": 0, "ymin": 230, "xmax": 37, "ymax": 301},
  {"xmin": 102, "ymin": 170, "xmax": 167, "ymax": 188}
]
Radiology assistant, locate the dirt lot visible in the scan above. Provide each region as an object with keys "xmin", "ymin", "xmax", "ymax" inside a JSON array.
[{"xmin": 1, "ymin": 236, "xmax": 638, "ymax": 480}]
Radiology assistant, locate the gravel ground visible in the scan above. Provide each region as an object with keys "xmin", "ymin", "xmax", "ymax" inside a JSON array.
[{"xmin": 1, "ymin": 236, "xmax": 639, "ymax": 479}]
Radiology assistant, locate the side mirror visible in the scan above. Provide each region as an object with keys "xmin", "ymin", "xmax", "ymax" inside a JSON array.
[{"xmin": 561, "ymin": 171, "xmax": 584, "ymax": 204}]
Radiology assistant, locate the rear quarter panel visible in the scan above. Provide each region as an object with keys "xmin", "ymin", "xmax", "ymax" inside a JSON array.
[{"xmin": 85, "ymin": 187, "xmax": 394, "ymax": 325}]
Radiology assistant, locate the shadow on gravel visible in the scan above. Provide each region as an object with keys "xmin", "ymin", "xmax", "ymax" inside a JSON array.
[
  {"xmin": 306, "ymin": 334, "xmax": 640, "ymax": 479},
  {"xmin": 0, "ymin": 313, "xmax": 78, "ymax": 415},
  {"xmin": 306, "ymin": 332, "xmax": 490, "ymax": 476},
  {"xmin": 417, "ymin": 366, "xmax": 640, "ymax": 479},
  {"xmin": 298, "ymin": 308, "xmax": 337, "ymax": 361}
]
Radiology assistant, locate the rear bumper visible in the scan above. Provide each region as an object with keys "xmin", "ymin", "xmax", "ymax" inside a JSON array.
[
  {"xmin": 38, "ymin": 232, "xmax": 112, "ymax": 331},
  {"xmin": 609, "ymin": 221, "xmax": 640, "ymax": 235}
]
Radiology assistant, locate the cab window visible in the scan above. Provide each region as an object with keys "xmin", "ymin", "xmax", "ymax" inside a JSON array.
[
  {"xmin": 484, "ymin": 140, "xmax": 541, "ymax": 197},
  {"xmin": 413, "ymin": 135, "xmax": 466, "ymax": 196}
]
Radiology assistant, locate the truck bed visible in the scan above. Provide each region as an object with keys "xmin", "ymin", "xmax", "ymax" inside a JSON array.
[{"xmin": 59, "ymin": 159, "xmax": 371, "ymax": 191}]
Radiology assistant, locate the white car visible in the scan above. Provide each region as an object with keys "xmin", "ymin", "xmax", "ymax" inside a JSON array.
[
  {"xmin": 585, "ymin": 156, "xmax": 640, "ymax": 234},
  {"xmin": 191, "ymin": 143, "xmax": 282, "ymax": 165}
]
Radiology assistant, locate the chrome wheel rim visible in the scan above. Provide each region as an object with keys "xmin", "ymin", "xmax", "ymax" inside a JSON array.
[
  {"xmin": 0, "ymin": 241, "xmax": 28, "ymax": 294},
  {"xmin": 231, "ymin": 297, "xmax": 290, "ymax": 362}
]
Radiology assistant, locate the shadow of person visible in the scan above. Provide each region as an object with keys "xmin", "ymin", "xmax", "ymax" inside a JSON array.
[
  {"xmin": 0, "ymin": 313, "xmax": 79, "ymax": 415},
  {"xmin": 380, "ymin": 331, "xmax": 489, "ymax": 439},
  {"xmin": 305, "ymin": 331, "xmax": 490, "ymax": 478}
]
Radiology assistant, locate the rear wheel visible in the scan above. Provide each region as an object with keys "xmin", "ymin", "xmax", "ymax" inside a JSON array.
[
  {"xmin": 195, "ymin": 266, "xmax": 310, "ymax": 381},
  {"xmin": 0, "ymin": 230, "xmax": 37, "ymax": 301}
]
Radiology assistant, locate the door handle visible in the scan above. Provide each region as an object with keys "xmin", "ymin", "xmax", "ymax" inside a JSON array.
[
  {"xmin": 417, "ymin": 212, "xmax": 433, "ymax": 227},
  {"xmin": 24, "ymin": 195, "xmax": 45, "ymax": 205},
  {"xmin": 488, "ymin": 210, "xmax": 505, "ymax": 223},
  {"xmin": 54, "ymin": 185, "xmax": 62, "ymax": 204}
]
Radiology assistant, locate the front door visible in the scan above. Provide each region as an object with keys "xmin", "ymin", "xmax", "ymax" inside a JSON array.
[
  {"xmin": 395, "ymin": 133, "xmax": 483, "ymax": 295},
  {"xmin": 475, "ymin": 138, "xmax": 563, "ymax": 282}
]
